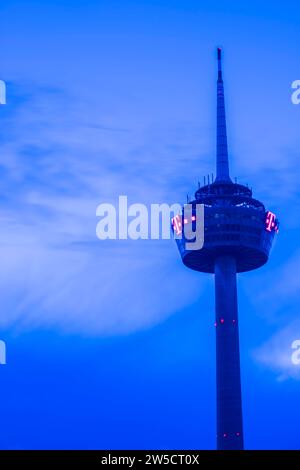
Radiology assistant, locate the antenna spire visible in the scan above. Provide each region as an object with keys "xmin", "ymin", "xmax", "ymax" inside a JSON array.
[{"xmin": 215, "ymin": 48, "xmax": 232, "ymax": 183}]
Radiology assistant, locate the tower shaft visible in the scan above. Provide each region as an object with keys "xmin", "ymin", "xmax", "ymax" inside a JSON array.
[{"xmin": 215, "ymin": 255, "xmax": 244, "ymax": 450}]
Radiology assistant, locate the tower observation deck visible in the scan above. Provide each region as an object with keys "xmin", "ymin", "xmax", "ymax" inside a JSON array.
[{"xmin": 172, "ymin": 49, "xmax": 279, "ymax": 450}]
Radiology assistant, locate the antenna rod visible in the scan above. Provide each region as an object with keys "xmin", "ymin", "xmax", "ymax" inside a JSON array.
[{"xmin": 215, "ymin": 48, "xmax": 232, "ymax": 183}]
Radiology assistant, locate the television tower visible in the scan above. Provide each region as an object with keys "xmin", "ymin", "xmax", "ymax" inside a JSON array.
[{"xmin": 172, "ymin": 49, "xmax": 279, "ymax": 450}]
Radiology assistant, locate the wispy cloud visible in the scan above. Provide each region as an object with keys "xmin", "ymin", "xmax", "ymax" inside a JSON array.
[
  {"xmin": 0, "ymin": 84, "xmax": 208, "ymax": 335},
  {"xmin": 248, "ymin": 252, "xmax": 300, "ymax": 379},
  {"xmin": 1, "ymin": 42, "xmax": 299, "ymax": 337},
  {"xmin": 253, "ymin": 320, "xmax": 300, "ymax": 380}
]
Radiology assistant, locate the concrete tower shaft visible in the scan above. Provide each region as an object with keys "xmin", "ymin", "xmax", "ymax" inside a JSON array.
[{"xmin": 215, "ymin": 255, "xmax": 243, "ymax": 450}]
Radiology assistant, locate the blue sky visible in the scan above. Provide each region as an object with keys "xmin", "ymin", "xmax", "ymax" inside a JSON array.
[{"xmin": 0, "ymin": 0, "xmax": 299, "ymax": 449}]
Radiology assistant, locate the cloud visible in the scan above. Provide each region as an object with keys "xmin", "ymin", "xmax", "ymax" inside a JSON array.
[
  {"xmin": 0, "ymin": 84, "xmax": 208, "ymax": 335},
  {"xmin": 1, "ymin": 48, "xmax": 299, "ymax": 336},
  {"xmin": 242, "ymin": 250, "xmax": 300, "ymax": 324},
  {"xmin": 248, "ymin": 253, "xmax": 300, "ymax": 380},
  {"xmin": 253, "ymin": 320, "xmax": 300, "ymax": 380}
]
